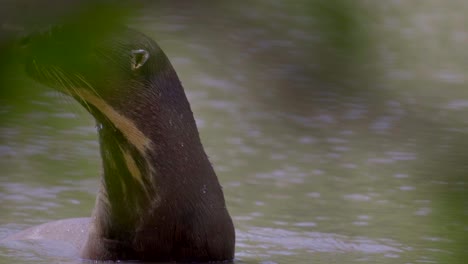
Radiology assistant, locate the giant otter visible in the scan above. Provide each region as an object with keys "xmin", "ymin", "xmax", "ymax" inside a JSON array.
[{"xmin": 7, "ymin": 25, "xmax": 235, "ymax": 262}]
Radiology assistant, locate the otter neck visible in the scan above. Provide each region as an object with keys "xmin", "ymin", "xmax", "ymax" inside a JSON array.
[{"xmin": 88, "ymin": 72, "xmax": 226, "ymax": 247}]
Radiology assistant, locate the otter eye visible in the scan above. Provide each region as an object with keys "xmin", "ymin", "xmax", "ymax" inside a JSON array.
[{"xmin": 131, "ymin": 49, "xmax": 149, "ymax": 70}]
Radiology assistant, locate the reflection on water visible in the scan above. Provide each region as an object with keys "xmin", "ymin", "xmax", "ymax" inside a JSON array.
[{"xmin": 1, "ymin": 1, "xmax": 467, "ymax": 264}]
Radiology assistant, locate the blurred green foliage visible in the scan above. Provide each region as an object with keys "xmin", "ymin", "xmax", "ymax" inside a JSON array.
[{"xmin": 0, "ymin": 0, "xmax": 134, "ymax": 104}]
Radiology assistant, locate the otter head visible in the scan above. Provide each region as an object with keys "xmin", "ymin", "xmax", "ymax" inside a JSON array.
[{"xmin": 22, "ymin": 25, "xmax": 171, "ymax": 121}]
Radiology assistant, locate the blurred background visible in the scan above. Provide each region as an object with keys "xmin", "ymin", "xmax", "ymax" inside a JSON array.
[{"xmin": 0, "ymin": 0, "xmax": 467, "ymax": 263}]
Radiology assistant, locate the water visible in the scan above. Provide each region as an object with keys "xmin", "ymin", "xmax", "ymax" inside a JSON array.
[{"xmin": 1, "ymin": 1, "xmax": 467, "ymax": 263}]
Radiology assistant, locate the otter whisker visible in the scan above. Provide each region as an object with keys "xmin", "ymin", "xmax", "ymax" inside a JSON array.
[
  {"xmin": 50, "ymin": 67, "xmax": 88, "ymax": 114},
  {"xmin": 50, "ymin": 67, "xmax": 87, "ymax": 116},
  {"xmin": 52, "ymin": 66, "xmax": 72, "ymax": 89},
  {"xmin": 36, "ymin": 62, "xmax": 48, "ymax": 83},
  {"xmin": 55, "ymin": 67, "xmax": 91, "ymax": 115},
  {"xmin": 74, "ymin": 73, "xmax": 104, "ymax": 101},
  {"xmin": 71, "ymin": 86, "xmax": 93, "ymax": 114},
  {"xmin": 49, "ymin": 66, "xmax": 69, "ymax": 92},
  {"xmin": 33, "ymin": 59, "xmax": 47, "ymax": 82},
  {"xmin": 51, "ymin": 67, "xmax": 91, "ymax": 113},
  {"xmin": 44, "ymin": 68, "xmax": 58, "ymax": 87},
  {"xmin": 53, "ymin": 67, "xmax": 93, "ymax": 114}
]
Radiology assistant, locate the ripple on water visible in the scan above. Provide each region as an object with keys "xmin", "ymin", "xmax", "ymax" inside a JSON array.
[
  {"xmin": 445, "ymin": 99, "xmax": 468, "ymax": 110},
  {"xmin": 399, "ymin": 185, "xmax": 415, "ymax": 191},
  {"xmin": 237, "ymin": 227, "xmax": 403, "ymax": 258},
  {"xmin": 343, "ymin": 194, "xmax": 372, "ymax": 202}
]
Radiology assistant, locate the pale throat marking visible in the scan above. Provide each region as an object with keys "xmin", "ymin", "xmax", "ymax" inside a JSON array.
[
  {"xmin": 75, "ymin": 89, "xmax": 152, "ymax": 154},
  {"xmin": 121, "ymin": 147, "xmax": 144, "ymax": 186},
  {"xmin": 74, "ymin": 89, "xmax": 154, "ymax": 192}
]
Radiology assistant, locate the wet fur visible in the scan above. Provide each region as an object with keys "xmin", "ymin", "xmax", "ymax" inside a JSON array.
[{"xmin": 16, "ymin": 26, "xmax": 235, "ymax": 262}]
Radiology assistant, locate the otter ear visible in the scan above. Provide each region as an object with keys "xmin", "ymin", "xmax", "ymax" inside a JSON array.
[{"xmin": 131, "ymin": 49, "xmax": 150, "ymax": 70}]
